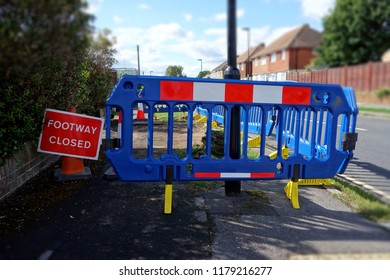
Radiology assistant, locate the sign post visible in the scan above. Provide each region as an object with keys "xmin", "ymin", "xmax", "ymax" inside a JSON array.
[{"xmin": 38, "ymin": 109, "xmax": 104, "ymax": 160}]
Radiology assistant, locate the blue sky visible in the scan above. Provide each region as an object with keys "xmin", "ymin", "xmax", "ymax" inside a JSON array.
[{"xmin": 86, "ymin": 0, "xmax": 335, "ymax": 77}]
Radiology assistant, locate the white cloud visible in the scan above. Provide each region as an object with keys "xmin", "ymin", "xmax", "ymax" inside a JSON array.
[
  {"xmin": 203, "ymin": 28, "xmax": 226, "ymax": 57},
  {"xmin": 184, "ymin": 13, "xmax": 193, "ymax": 22},
  {"xmin": 236, "ymin": 9, "xmax": 245, "ymax": 19},
  {"xmin": 203, "ymin": 26, "xmax": 273, "ymax": 58},
  {"xmin": 85, "ymin": 0, "xmax": 103, "ymax": 14},
  {"xmin": 236, "ymin": 26, "xmax": 270, "ymax": 54},
  {"xmin": 203, "ymin": 8, "xmax": 245, "ymax": 22},
  {"xmin": 265, "ymin": 26, "xmax": 299, "ymax": 44},
  {"xmin": 113, "ymin": 15, "xmax": 123, "ymax": 23},
  {"xmin": 111, "ymin": 9, "xmax": 292, "ymax": 77},
  {"xmin": 148, "ymin": 23, "xmax": 191, "ymax": 44},
  {"xmin": 112, "ymin": 22, "xmax": 306, "ymax": 77},
  {"xmin": 138, "ymin": 3, "xmax": 151, "ymax": 10},
  {"xmin": 204, "ymin": 28, "xmax": 224, "ymax": 37},
  {"xmin": 214, "ymin": 12, "xmax": 227, "ymax": 22},
  {"xmin": 112, "ymin": 23, "xmax": 203, "ymax": 75},
  {"xmin": 171, "ymin": 39, "xmax": 225, "ymax": 63},
  {"xmin": 301, "ymin": 0, "xmax": 335, "ymax": 20}
]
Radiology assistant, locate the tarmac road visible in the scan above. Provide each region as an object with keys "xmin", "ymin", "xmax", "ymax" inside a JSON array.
[
  {"xmin": 0, "ymin": 156, "xmax": 390, "ymax": 260},
  {"xmin": 340, "ymin": 114, "xmax": 390, "ymax": 204}
]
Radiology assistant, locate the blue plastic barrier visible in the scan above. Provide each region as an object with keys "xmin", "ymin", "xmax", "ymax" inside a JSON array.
[
  {"xmin": 196, "ymin": 105, "xmax": 276, "ymax": 135},
  {"xmin": 105, "ymin": 76, "xmax": 358, "ymax": 184}
]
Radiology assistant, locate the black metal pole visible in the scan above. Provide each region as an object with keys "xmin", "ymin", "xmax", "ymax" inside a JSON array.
[{"xmin": 224, "ymin": 0, "xmax": 241, "ymax": 196}]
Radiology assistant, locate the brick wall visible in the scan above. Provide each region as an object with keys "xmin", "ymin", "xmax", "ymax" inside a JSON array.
[
  {"xmin": 0, "ymin": 142, "xmax": 59, "ymax": 200},
  {"xmin": 288, "ymin": 48, "xmax": 316, "ymax": 70},
  {"xmin": 239, "ymin": 61, "xmax": 252, "ymax": 79}
]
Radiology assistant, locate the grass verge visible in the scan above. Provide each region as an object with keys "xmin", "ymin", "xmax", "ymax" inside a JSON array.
[
  {"xmin": 332, "ymin": 177, "xmax": 390, "ymax": 222},
  {"xmin": 358, "ymin": 106, "xmax": 390, "ymax": 117},
  {"xmin": 154, "ymin": 112, "xmax": 188, "ymax": 122}
]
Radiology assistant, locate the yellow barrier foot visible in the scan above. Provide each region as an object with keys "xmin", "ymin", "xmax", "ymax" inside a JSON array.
[
  {"xmin": 297, "ymin": 179, "xmax": 333, "ymax": 186},
  {"xmin": 193, "ymin": 113, "xmax": 202, "ymax": 121},
  {"xmin": 196, "ymin": 116, "xmax": 207, "ymax": 123},
  {"xmin": 284, "ymin": 164, "xmax": 300, "ymax": 209},
  {"xmin": 284, "ymin": 178, "xmax": 332, "ymax": 209},
  {"xmin": 203, "ymin": 120, "xmax": 222, "ymax": 130},
  {"xmin": 281, "ymin": 145, "xmax": 289, "ymax": 159},
  {"xmin": 248, "ymin": 135, "xmax": 261, "ymax": 147},
  {"xmin": 284, "ymin": 180, "xmax": 300, "ymax": 209},
  {"xmin": 164, "ymin": 184, "xmax": 173, "ymax": 214},
  {"xmin": 164, "ymin": 166, "xmax": 173, "ymax": 214},
  {"xmin": 269, "ymin": 145, "xmax": 289, "ymax": 160}
]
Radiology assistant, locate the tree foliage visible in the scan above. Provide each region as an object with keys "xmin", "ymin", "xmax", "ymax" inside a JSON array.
[
  {"xmin": 197, "ymin": 70, "xmax": 211, "ymax": 78},
  {"xmin": 77, "ymin": 29, "xmax": 117, "ymax": 116},
  {"xmin": 0, "ymin": 0, "xmax": 117, "ymax": 159},
  {"xmin": 315, "ymin": 0, "xmax": 390, "ymax": 67},
  {"xmin": 165, "ymin": 65, "xmax": 185, "ymax": 77}
]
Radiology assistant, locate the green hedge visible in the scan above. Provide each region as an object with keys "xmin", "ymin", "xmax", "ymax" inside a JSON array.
[
  {"xmin": 374, "ymin": 87, "xmax": 390, "ymax": 100},
  {"xmin": 0, "ymin": 0, "xmax": 117, "ymax": 160},
  {"xmin": 0, "ymin": 59, "xmax": 116, "ymax": 160}
]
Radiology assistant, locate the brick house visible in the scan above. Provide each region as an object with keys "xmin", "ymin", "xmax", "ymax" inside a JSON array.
[
  {"xmin": 252, "ymin": 24, "xmax": 322, "ymax": 80},
  {"xmin": 208, "ymin": 42, "xmax": 264, "ymax": 79},
  {"xmin": 208, "ymin": 24, "xmax": 321, "ymax": 80},
  {"xmin": 208, "ymin": 60, "xmax": 228, "ymax": 79},
  {"xmin": 237, "ymin": 43, "xmax": 265, "ymax": 79}
]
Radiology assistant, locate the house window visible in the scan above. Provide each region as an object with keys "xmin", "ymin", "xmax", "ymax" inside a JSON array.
[
  {"xmin": 261, "ymin": 55, "xmax": 267, "ymax": 65},
  {"xmin": 240, "ymin": 63, "xmax": 244, "ymax": 71},
  {"xmin": 270, "ymin": 52, "xmax": 276, "ymax": 63},
  {"xmin": 281, "ymin": 49, "xmax": 286, "ymax": 60},
  {"xmin": 254, "ymin": 58, "xmax": 258, "ymax": 67}
]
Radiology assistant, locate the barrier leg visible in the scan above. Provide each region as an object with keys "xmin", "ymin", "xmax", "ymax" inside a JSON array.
[
  {"xmin": 284, "ymin": 164, "xmax": 300, "ymax": 209},
  {"xmin": 164, "ymin": 165, "xmax": 174, "ymax": 214}
]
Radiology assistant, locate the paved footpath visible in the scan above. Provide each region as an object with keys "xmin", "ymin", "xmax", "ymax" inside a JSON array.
[
  {"xmin": 206, "ymin": 181, "xmax": 390, "ymax": 259},
  {"xmin": 1, "ymin": 159, "xmax": 389, "ymax": 260}
]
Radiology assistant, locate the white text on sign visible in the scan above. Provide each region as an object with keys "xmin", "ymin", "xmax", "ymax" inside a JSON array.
[{"xmin": 37, "ymin": 109, "xmax": 104, "ymax": 160}]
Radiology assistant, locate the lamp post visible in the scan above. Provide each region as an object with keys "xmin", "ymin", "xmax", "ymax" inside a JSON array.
[
  {"xmin": 197, "ymin": 58, "xmax": 203, "ymax": 72},
  {"xmin": 224, "ymin": 0, "xmax": 241, "ymax": 196},
  {"xmin": 137, "ymin": 45, "xmax": 140, "ymax": 75},
  {"xmin": 242, "ymin": 27, "xmax": 250, "ymax": 79}
]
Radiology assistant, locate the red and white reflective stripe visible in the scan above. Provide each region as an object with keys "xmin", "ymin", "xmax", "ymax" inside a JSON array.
[
  {"xmin": 160, "ymin": 81, "xmax": 311, "ymax": 105},
  {"xmin": 194, "ymin": 172, "xmax": 275, "ymax": 179}
]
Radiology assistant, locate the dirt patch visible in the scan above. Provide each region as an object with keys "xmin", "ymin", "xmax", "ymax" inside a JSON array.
[
  {"xmin": 134, "ymin": 121, "xmax": 205, "ymax": 147},
  {"xmin": 131, "ymin": 121, "xmax": 207, "ymax": 159}
]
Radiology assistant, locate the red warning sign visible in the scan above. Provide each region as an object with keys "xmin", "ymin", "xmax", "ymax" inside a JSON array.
[{"xmin": 38, "ymin": 109, "xmax": 104, "ymax": 160}]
